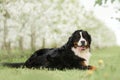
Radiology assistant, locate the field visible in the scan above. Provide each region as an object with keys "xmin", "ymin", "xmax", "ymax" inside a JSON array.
[{"xmin": 0, "ymin": 46, "xmax": 120, "ymax": 80}]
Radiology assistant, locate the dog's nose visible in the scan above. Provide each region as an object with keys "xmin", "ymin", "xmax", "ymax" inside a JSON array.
[{"xmin": 81, "ymin": 41, "xmax": 85, "ymax": 46}]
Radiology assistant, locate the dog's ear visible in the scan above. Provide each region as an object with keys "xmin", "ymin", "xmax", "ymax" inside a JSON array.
[
  {"xmin": 68, "ymin": 36, "xmax": 73, "ymax": 42},
  {"xmin": 66, "ymin": 30, "xmax": 80, "ymax": 48},
  {"xmin": 66, "ymin": 36, "xmax": 74, "ymax": 48}
]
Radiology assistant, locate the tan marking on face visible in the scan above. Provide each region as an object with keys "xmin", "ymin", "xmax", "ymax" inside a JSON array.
[{"xmin": 73, "ymin": 42, "xmax": 78, "ymax": 48}]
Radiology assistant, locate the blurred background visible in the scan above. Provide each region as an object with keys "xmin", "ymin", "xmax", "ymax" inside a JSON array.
[{"xmin": 0, "ymin": 0, "xmax": 120, "ymax": 53}]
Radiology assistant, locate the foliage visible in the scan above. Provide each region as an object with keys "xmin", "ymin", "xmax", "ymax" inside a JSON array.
[{"xmin": 95, "ymin": 0, "xmax": 120, "ymax": 5}]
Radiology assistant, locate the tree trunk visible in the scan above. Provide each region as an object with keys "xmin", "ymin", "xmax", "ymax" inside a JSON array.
[
  {"xmin": 18, "ymin": 36, "xmax": 23, "ymax": 51},
  {"xmin": 30, "ymin": 26, "xmax": 36, "ymax": 51}
]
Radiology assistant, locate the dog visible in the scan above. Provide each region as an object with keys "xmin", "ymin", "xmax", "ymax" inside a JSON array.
[{"xmin": 24, "ymin": 30, "xmax": 96, "ymax": 70}]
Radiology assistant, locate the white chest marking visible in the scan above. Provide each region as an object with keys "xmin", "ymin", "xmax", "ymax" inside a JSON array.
[{"xmin": 71, "ymin": 47, "xmax": 91, "ymax": 65}]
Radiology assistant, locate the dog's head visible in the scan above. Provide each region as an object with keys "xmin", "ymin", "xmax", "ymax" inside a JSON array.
[{"xmin": 67, "ymin": 30, "xmax": 91, "ymax": 51}]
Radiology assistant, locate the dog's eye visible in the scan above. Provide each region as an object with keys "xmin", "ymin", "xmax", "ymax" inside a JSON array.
[
  {"xmin": 74, "ymin": 34, "xmax": 80, "ymax": 40},
  {"xmin": 76, "ymin": 35, "xmax": 80, "ymax": 39}
]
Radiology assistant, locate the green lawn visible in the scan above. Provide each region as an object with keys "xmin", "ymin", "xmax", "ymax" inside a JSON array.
[{"xmin": 0, "ymin": 46, "xmax": 120, "ymax": 80}]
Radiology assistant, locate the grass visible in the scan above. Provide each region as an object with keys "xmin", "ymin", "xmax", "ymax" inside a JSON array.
[{"xmin": 0, "ymin": 46, "xmax": 120, "ymax": 80}]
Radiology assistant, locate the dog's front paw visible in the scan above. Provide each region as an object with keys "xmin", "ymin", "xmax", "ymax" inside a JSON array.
[{"xmin": 88, "ymin": 65, "xmax": 97, "ymax": 70}]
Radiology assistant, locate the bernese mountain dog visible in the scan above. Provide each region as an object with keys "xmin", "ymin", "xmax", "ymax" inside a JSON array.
[{"xmin": 24, "ymin": 30, "xmax": 96, "ymax": 70}]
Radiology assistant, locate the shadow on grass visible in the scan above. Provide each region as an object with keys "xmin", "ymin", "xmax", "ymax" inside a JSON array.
[{"xmin": 1, "ymin": 62, "xmax": 24, "ymax": 68}]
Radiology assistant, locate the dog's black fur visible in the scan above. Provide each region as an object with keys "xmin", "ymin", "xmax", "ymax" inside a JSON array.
[{"xmin": 24, "ymin": 30, "xmax": 94, "ymax": 70}]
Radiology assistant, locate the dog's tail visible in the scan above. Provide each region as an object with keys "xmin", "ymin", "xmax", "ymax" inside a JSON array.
[{"xmin": 1, "ymin": 62, "xmax": 24, "ymax": 68}]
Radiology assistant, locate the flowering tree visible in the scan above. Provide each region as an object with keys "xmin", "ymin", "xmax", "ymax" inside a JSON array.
[{"xmin": 0, "ymin": 0, "xmax": 116, "ymax": 52}]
